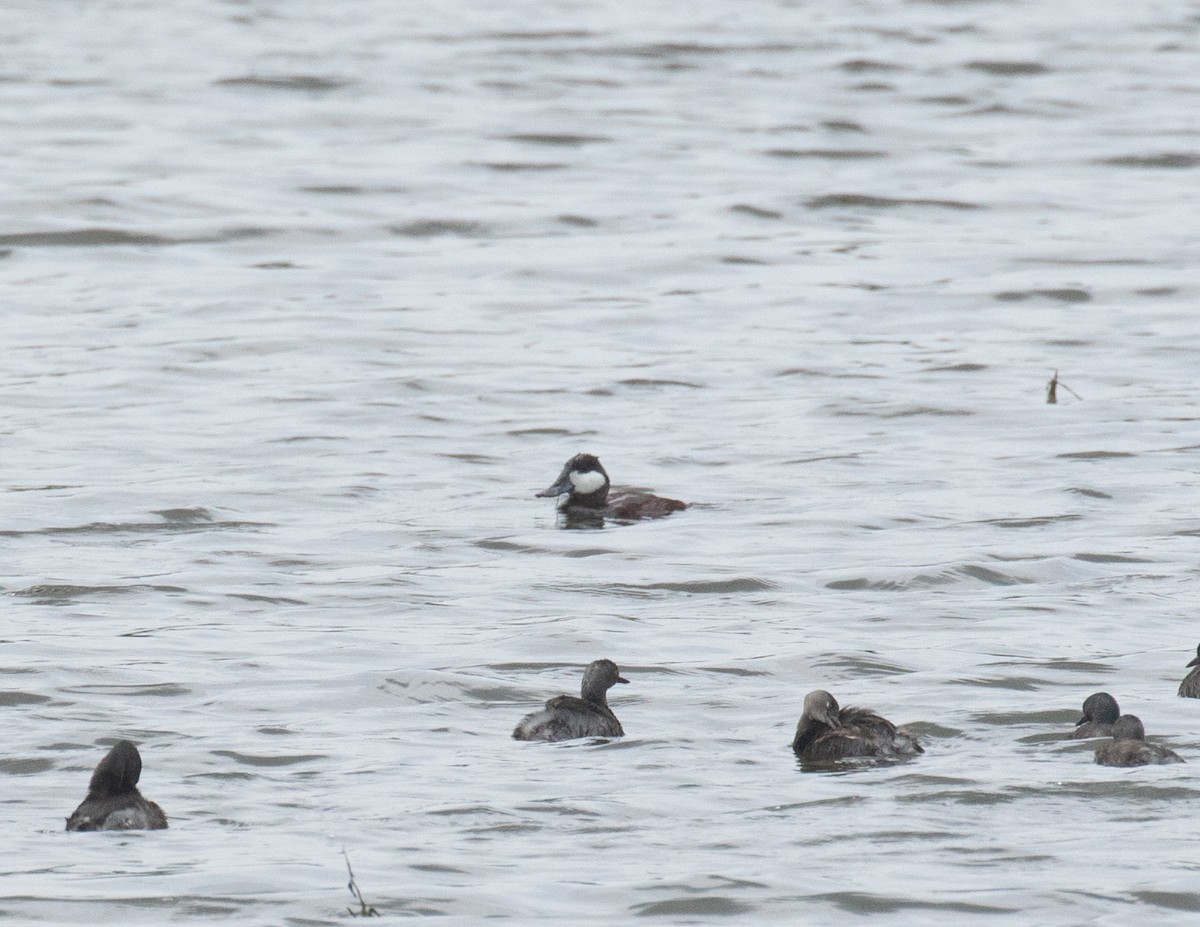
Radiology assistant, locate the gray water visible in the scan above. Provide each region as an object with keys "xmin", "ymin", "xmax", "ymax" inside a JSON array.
[{"xmin": 4, "ymin": 0, "xmax": 1200, "ymax": 923}]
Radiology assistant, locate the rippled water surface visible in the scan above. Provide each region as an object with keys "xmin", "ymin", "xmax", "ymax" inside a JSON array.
[{"xmin": 4, "ymin": 0, "xmax": 1200, "ymax": 923}]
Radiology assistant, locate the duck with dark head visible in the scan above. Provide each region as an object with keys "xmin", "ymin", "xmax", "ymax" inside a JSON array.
[
  {"xmin": 66, "ymin": 740, "xmax": 168, "ymax": 832},
  {"xmin": 792, "ymin": 690, "xmax": 922, "ymax": 763},
  {"xmin": 536, "ymin": 453, "xmax": 687, "ymax": 525},
  {"xmin": 513, "ymin": 659, "xmax": 630, "ymax": 742},
  {"xmin": 1069, "ymin": 692, "xmax": 1120, "ymax": 739}
]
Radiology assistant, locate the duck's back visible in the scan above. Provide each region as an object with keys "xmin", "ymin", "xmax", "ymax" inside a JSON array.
[
  {"xmin": 512, "ymin": 695, "xmax": 624, "ymax": 741},
  {"xmin": 605, "ymin": 490, "xmax": 687, "ymax": 521},
  {"xmin": 67, "ymin": 794, "xmax": 168, "ymax": 832},
  {"xmin": 797, "ymin": 707, "xmax": 922, "ymax": 760},
  {"xmin": 1095, "ymin": 741, "xmax": 1184, "ymax": 767}
]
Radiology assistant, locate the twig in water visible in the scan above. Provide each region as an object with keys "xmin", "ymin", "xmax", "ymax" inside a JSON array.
[
  {"xmin": 1046, "ymin": 370, "xmax": 1082, "ymax": 404},
  {"xmin": 344, "ymin": 849, "xmax": 380, "ymax": 917}
]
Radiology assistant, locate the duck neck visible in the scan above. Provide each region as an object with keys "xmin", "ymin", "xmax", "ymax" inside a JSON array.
[
  {"xmin": 792, "ymin": 718, "xmax": 829, "ymax": 753},
  {"xmin": 568, "ymin": 485, "xmax": 609, "ymax": 509}
]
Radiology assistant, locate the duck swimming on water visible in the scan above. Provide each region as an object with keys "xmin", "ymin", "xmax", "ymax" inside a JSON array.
[
  {"xmin": 1093, "ymin": 715, "xmax": 1184, "ymax": 767},
  {"xmin": 513, "ymin": 659, "xmax": 629, "ymax": 742},
  {"xmin": 66, "ymin": 740, "xmax": 168, "ymax": 831},
  {"xmin": 1069, "ymin": 692, "xmax": 1120, "ymax": 739},
  {"xmin": 536, "ymin": 453, "xmax": 687, "ymax": 523},
  {"xmin": 1178, "ymin": 644, "xmax": 1200, "ymax": 698},
  {"xmin": 791, "ymin": 690, "xmax": 922, "ymax": 761}
]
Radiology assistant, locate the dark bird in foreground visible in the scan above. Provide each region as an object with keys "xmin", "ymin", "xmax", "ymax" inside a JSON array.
[
  {"xmin": 513, "ymin": 659, "xmax": 629, "ymax": 741},
  {"xmin": 1069, "ymin": 692, "xmax": 1121, "ymax": 739},
  {"xmin": 536, "ymin": 453, "xmax": 687, "ymax": 522},
  {"xmin": 66, "ymin": 740, "xmax": 168, "ymax": 831},
  {"xmin": 1178, "ymin": 644, "xmax": 1200, "ymax": 698},
  {"xmin": 1094, "ymin": 715, "xmax": 1184, "ymax": 767},
  {"xmin": 792, "ymin": 690, "xmax": 922, "ymax": 761}
]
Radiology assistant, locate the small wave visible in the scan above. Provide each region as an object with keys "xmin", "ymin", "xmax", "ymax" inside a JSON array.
[
  {"xmin": 1066, "ymin": 487, "xmax": 1113, "ymax": 499},
  {"xmin": 823, "ymin": 119, "xmax": 866, "ymax": 132},
  {"xmin": 0, "ymin": 758, "xmax": 55, "ymax": 775},
  {"xmin": 918, "ymin": 94, "xmax": 973, "ymax": 106},
  {"xmin": 1073, "ymin": 552, "xmax": 1152, "ymax": 563},
  {"xmin": 982, "ymin": 514, "xmax": 1083, "ymax": 528},
  {"xmin": 729, "ymin": 203, "xmax": 782, "ymax": 219},
  {"xmin": 953, "ymin": 676, "xmax": 1042, "ymax": 692},
  {"xmin": 839, "ymin": 58, "xmax": 905, "ymax": 73},
  {"xmin": 0, "ymin": 228, "xmax": 174, "ymax": 247},
  {"xmin": 807, "ymin": 193, "xmax": 981, "ymax": 210},
  {"xmin": 0, "ymin": 691, "xmax": 51, "ymax": 706},
  {"xmin": 638, "ymin": 578, "xmax": 776, "ymax": 593},
  {"xmin": 389, "ymin": 219, "xmax": 491, "ymax": 238},
  {"xmin": 828, "ymin": 404, "xmax": 973, "ymax": 418},
  {"xmin": 965, "ymin": 60, "xmax": 1050, "ymax": 76},
  {"xmin": 633, "ymin": 897, "xmax": 754, "ymax": 916},
  {"xmin": 504, "ymin": 133, "xmax": 609, "ymax": 146},
  {"xmin": 815, "ymin": 892, "xmax": 1014, "ymax": 914},
  {"xmin": 215, "ymin": 75, "xmax": 350, "ymax": 92},
  {"xmin": 506, "ymin": 427, "xmax": 577, "ymax": 436},
  {"xmin": 152, "ymin": 507, "xmax": 213, "ymax": 524},
  {"xmin": 210, "ymin": 750, "xmax": 324, "ymax": 767},
  {"xmin": 0, "ymin": 516, "xmax": 266, "ymax": 538},
  {"xmin": 1131, "ymin": 891, "xmax": 1200, "ymax": 912},
  {"xmin": 618, "ymin": 378, "xmax": 705, "ymax": 389},
  {"xmin": 300, "ymin": 184, "xmax": 364, "ymax": 195},
  {"xmin": 584, "ymin": 41, "xmax": 796, "ymax": 60},
  {"xmin": 479, "ymin": 30, "xmax": 593, "ymax": 41},
  {"xmin": 814, "ymin": 654, "xmax": 915, "ymax": 676},
  {"xmin": 994, "ymin": 288, "xmax": 1091, "ymax": 303},
  {"xmin": 11, "ymin": 583, "xmax": 186, "ymax": 601},
  {"xmin": 473, "ymin": 161, "xmax": 569, "ymax": 172},
  {"xmin": 227, "ymin": 593, "xmax": 307, "ymax": 605},
  {"xmin": 1056, "ymin": 450, "xmax": 1136, "ymax": 460},
  {"xmin": 61, "ymin": 682, "xmax": 191, "ymax": 697},
  {"xmin": 1099, "ymin": 153, "xmax": 1200, "ymax": 169},
  {"xmin": 579, "ymin": 578, "xmax": 776, "ymax": 596},
  {"xmin": 764, "ymin": 148, "xmax": 886, "ymax": 159}
]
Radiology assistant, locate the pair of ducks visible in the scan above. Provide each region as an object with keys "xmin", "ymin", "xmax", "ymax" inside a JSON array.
[
  {"xmin": 512, "ymin": 660, "xmax": 924, "ymax": 760},
  {"xmin": 1071, "ymin": 692, "xmax": 1185, "ymax": 766}
]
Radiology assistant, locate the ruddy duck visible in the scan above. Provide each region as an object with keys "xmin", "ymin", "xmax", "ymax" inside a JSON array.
[
  {"xmin": 66, "ymin": 740, "xmax": 168, "ymax": 831},
  {"xmin": 1069, "ymin": 692, "xmax": 1120, "ymax": 739},
  {"xmin": 536, "ymin": 453, "xmax": 687, "ymax": 523},
  {"xmin": 1178, "ymin": 644, "xmax": 1200, "ymax": 698},
  {"xmin": 792, "ymin": 689, "xmax": 922, "ymax": 761},
  {"xmin": 1093, "ymin": 715, "xmax": 1184, "ymax": 766},
  {"xmin": 512, "ymin": 659, "xmax": 629, "ymax": 741}
]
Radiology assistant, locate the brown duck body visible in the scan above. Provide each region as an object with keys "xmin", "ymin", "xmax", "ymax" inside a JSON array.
[
  {"xmin": 792, "ymin": 690, "xmax": 922, "ymax": 761},
  {"xmin": 1094, "ymin": 715, "xmax": 1184, "ymax": 767},
  {"xmin": 513, "ymin": 695, "xmax": 624, "ymax": 741},
  {"xmin": 66, "ymin": 740, "xmax": 168, "ymax": 832}
]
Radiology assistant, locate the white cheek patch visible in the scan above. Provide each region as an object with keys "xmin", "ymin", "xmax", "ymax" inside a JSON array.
[{"xmin": 569, "ymin": 470, "xmax": 607, "ymax": 494}]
